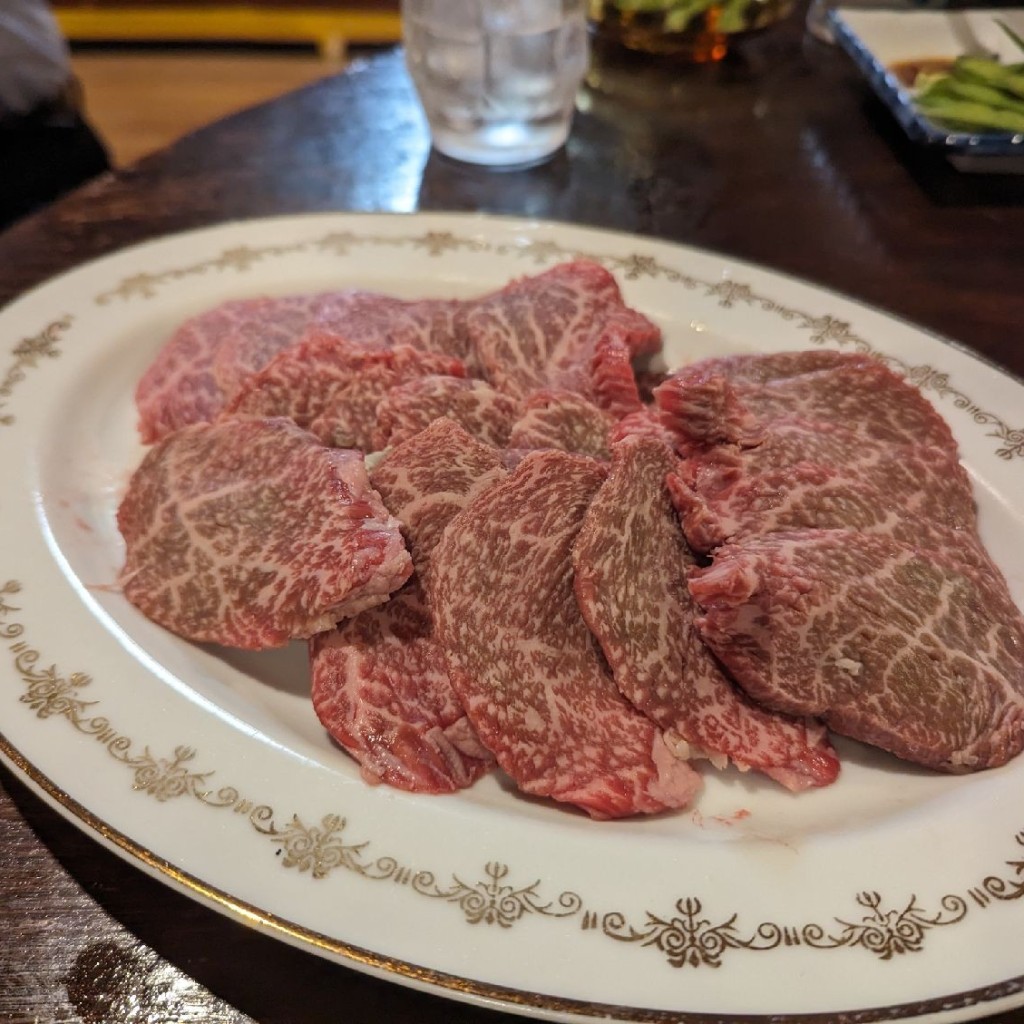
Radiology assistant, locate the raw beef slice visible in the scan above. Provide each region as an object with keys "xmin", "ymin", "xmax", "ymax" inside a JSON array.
[
  {"xmin": 310, "ymin": 290, "xmax": 470, "ymax": 365},
  {"xmin": 670, "ymin": 416, "xmax": 982, "ymax": 562},
  {"xmin": 311, "ymin": 420, "xmax": 507, "ymax": 792},
  {"xmin": 135, "ymin": 293, "xmax": 332, "ymax": 443},
  {"xmin": 223, "ymin": 330, "xmax": 465, "ymax": 450},
  {"xmin": 689, "ymin": 529, "xmax": 1024, "ymax": 772},
  {"xmin": 430, "ymin": 449, "xmax": 702, "ymax": 819},
  {"xmin": 311, "ymin": 588, "xmax": 491, "ymax": 792},
  {"xmin": 367, "ymin": 418, "xmax": 508, "ymax": 586},
  {"xmin": 136, "ymin": 289, "xmax": 470, "ymax": 445},
  {"xmin": 117, "ymin": 417, "xmax": 411, "ymax": 649},
  {"xmin": 590, "ymin": 335, "xmax": 646, "ymax": 419},
  {"xmin": 572, "ymin": 435, "xmax": 839, "ymax": 791},
  {"xmin": 373, "ymin": 375, "xmax": 519, "ymax": 450},
  {"xmin": 460, "ymin": 260, "xmax": 662, "ymax": 402},
  {"xmin": 680, "ymin": 349, "xmax": 876, "ymax": 386},
  {"xmin": 213, "ymin": 289, "xmax": 470, "ymax": 396},
  {"xmin": 734, "ymin": 359, "xmax": 958, "ymax": 451},
  {"xmin": 607, "ymin": 408, "xmax": 679, "ymax": 450},
  {"xmin": 655, "ymin": 352, "xmax": 957, "ymax": 454},
  {"xmin": 655, "ymin": 367, "xmax": 765, "ymax": 451},
  {"xmin": 506, "ymin": 388, "xmax": 614, "ymax": 460}
]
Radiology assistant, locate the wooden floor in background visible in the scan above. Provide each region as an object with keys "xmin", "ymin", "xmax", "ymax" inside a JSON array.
[{"xmin": 71, "ymin": 50, "xmax": 346, "ymax": 166}]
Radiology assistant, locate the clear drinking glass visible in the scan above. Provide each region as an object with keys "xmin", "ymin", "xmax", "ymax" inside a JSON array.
[{"xmin": 402, "ymin": 0, "xmax": 590, "ymax": 168}]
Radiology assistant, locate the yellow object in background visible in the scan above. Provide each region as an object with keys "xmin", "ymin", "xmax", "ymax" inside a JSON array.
[{"xmin": 53, "ymin": 5, "xmax": 401, "ymax": 60}]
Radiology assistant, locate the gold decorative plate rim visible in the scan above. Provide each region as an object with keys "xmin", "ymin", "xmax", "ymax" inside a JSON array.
[{"xmin": 4, "ymin": 729, "xmax": 1024, "ymax": 1024}]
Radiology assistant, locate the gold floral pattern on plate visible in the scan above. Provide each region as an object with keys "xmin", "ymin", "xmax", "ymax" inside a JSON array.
[
  {"xmin": 5, "ymin": 577, "xmax": 1024, "ymax": 971},
  {"xmin": 0, "ymin": 317, "xmax": 73, "ymax": 428}
]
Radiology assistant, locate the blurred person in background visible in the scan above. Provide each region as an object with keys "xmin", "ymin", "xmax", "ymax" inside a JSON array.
[{"xmin": 0, "ymin": 0, "xmax": 110, "ymax": 231}]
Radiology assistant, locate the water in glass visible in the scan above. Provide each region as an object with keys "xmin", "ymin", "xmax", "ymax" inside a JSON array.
[{"xmin": 403, "ymin": 0, "xmax": 589, "ymax": 167}]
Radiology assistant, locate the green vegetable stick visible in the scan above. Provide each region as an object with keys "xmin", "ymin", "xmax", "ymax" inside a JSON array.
[
  {"xmin": 954, "ymin": 57, "xmax": 1024, "ymax": 101},
  {"xmin": 921, "ymin": 74, "xmax": 1024, "ymax": 114},
  {"xmin": 916, "ymin": 95, "xmax": 1024, "ymax": 132}
]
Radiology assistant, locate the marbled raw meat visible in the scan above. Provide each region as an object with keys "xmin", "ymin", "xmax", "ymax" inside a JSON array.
[
  {"xmin": 210, "ymin": 290, "xmax": 371, "ymax": 400},
  {"xmin": 117, "ymin": 417, "xmax": 411, "ymax": 649},
  {"xmin": 682, "ymin": 349, "xmax": 876, "ymax": 385},
  {"xmin": 607, "ymin": 408, "xmax": 679, "ymax": 449},
  {"xmin": 373, "ymin": 375, "xmax": 519, "ymax": 450},
  {"xmin": 223, "ymin": 331, "xmax": 465, "ymax": 450},
  {"xmin": 740, "ymin": 361, "xmax": 957, "ymax": 450},
  {"xmin": 689, "ymin": 529, "xmax": 1024, "ymax": 772},
  {"xmin": 461, "ymin": 260, "xmax": 661, "ymax": 402},
  {"xmin": 655, "ymin": 352, "xmax": 957, "ymax": 453},
  {"xmin": 590, "ymin": 335, "xmax": 646, "ymax": 419},
  {"xmin": 669, "ymin": 416, "xmax": 984, "ymax": 563},
  {"xmin": 312, "ymin": 590, "xmax": 488, "ymax": 792},
  {"xmin": 430, "ymin": 449, "xmax": 702, "ymax": 819},
  {"xmin": 507, "ymin": 388, "xmax": 614, "ymax": 459},
  {"xmin": 307, "ymin": 290, "xmax": 468, "ymax": 364},
  {"xmin": 136, "ymin": 290, "xmax": 469, "ymax": 444},
  {"xmin": 654, "ymin": 365, "xmax": 765, "ymax": 451},
  {"xmin": 674, "ymin": 460, "xmax": 994, "ymax": 576},
  {"xmin": 213, "ymin": 289, "xmax": 466, "ymax": 395},
  {"xmin": 311, "ymin": 420, "xmax": 507, "ymax": 792},
  {"xmin": 572, "ymin": 435, "xmax": 839, "ymax": 791},
  {"xmin": 135, "ymin": 293, "xmax": 332, "ymax": 443}
]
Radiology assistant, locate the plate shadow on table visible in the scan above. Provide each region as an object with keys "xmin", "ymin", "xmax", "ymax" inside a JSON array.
[{"xmin": 1, "ymin": 764, "xmax": 523, "ymax": 1024}]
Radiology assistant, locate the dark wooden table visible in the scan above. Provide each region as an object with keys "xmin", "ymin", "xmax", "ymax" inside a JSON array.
[{"xmin": 2, "ymin": 13, "xmax": 1024, "ymax": 1024}]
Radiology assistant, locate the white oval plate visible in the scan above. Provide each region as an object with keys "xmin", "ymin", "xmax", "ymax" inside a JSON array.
[{"xmin": 3, "ymin": 212, "xmax": 1024, "ymax": 1024}]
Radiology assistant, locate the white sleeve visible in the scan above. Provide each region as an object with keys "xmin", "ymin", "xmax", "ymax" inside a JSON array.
[{"xmin": 0, "ymin": 0, "xmax": 73, "ymax": 116}]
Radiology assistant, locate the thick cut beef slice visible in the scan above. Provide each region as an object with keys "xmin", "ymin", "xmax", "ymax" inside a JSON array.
[
  {"xmin": 311, "ymin": 588, "xmax": 492, "ymax": 792},
  {"xmin": 313, "ymin": 290, "xmax": 470, "ymax": 364},
  {"xmin": 135, "ymin": 293, "xmax": 332, "ymax": 444},
  {"xmin": 736, "ymin": 360, "xmax": 957, "ymax": 451},
  {"xmin": 369, "ymin": 418, "xmax": 510, "ymax": 585},
  {"xmin": 671, "ymin": 416, "xmax": 981, "ymax": 558},
  {"xmin": 311, "ymin": 420, "xmax": 507, "ymax": 792},
  {"xmin": 572, "ymin": 436, "xmax": 839, "ymax": 791},
  {"xmin": 460, "ymin": 260, "xmax": 661, "ymax": 402},
  {"xmin": 654, "ymin": 368, "xmax": 765, "ymax": 450},
  {"xmin": 136, "ymin": 290, "xmax": 469, "ymax": 445},
  {"xmin": 117, "ymin": 417, "xmax": 411, "ymax": 649},
  {"xmin": 373, "ymin": 375, "xmax": 519, "ymax": 450},
  {"xmin": 209, "ymin": 290, "xmax": 372, "ymax": 401},
  {"xmin": 223, "ymin": 331, "xmax": 465, "ymax": 449},
  {"xmin": 430, "ymin": 449, "xmax": 702, "ymax": 819},
  {"xmin": 590, "ymin": 335, "xmax": 646, "ymax": 419},
  {"xmin": 655, "ymin": 352, "xmax": 956, "ymax": 454},
  {"xmin": 689, "ymin": 529, "xmax": 1024, "ymax": 772},
  {"xmin": 507, "ymin": 388, "xmax": 614, "ymax": 459}
]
